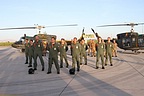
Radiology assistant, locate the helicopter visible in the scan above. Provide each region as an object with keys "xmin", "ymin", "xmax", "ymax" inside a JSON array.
[
  {"xmin": 96, "ymin": 23, "xmax": 144, "ymax": 53},
  {"xmin": 0, "ymin": 24, "xmax": 77, "ymax": 53}
]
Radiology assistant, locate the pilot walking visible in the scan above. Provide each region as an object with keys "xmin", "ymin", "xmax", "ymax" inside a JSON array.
[
  {"xmin": 59, "ymin": 38, "xmax": 69, "ymax": 68},
  {"xmin": 24, "ymin": 39, "xmax": 29, "ymax": 64},
  {"xmin": 71, "ymin": 37, "xmax": 81, "ymax": 71},
  {"xmin": 47, "ymin": 37, "xmax": 60, "ymax": 74},
  {"xmin": 96, "ymin": 37, "xmax": 105, "ymax": 69},
  {"xmin": 33, "ymin": 36, "xmax": 45, "ymax": 71},
  {"xmin": 105, "ymin": 37, "xmax": 114, "ymax": 66},
  {"xmin": 28, "ymin": 40, "xmax": 34, "ymax": 67},
  {"xmin": 80, "ymin": 39, "xmax": 88, "ymax": 65}
]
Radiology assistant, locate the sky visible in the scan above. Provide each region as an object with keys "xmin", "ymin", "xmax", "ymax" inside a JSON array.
[{"xmin": 0, "ymin": 0, "xmax": 144, "ymax": 41}]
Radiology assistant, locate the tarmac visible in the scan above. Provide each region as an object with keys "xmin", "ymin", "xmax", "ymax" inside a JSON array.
[{"xmin": 0, "ymin": 47, "xmax": 144, "ymax": 96}]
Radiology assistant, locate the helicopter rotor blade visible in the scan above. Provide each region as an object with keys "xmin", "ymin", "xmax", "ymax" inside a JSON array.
[
  {"xmin": 97, "ymin": 23, "xmax": 144, "ymax": 27},
  {"xmin": 0, "ymin": 24, "xmax": 78, "ymax": 31},
  {"xmin": 0, "ymin": 27, "xmax": 36, "ymax": 30},
  {"xmin": 45, "ymin": 24, "xmax": 78, "ymax": 27},
  {"xmin": 97, "ymin": 24, "xmax": 131, "ymax": 27},
  {"xmin": 137, "ymin": 23, "xmax": 144, "ymax": 25}
]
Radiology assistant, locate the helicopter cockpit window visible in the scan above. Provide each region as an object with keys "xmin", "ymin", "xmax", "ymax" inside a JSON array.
[
  {"xmin": 138, "ymin": 39, "xmax": 143, "ymax": 43},
  {"xmin": 138, "ymin": 38, "xmax": 144, "ymax": 46},
  {"xmin": 117, "ymin": 35, "xmax": 120, "ymax": 39},
  {"xmin": 18, "ymin": 37, "xmax": 25, "ymax": 43}
]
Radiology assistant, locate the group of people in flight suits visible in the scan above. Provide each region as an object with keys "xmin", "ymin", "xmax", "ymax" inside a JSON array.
[{"xmin": 24, "ymin": 35, "xmax": 118, "ymax": 74}]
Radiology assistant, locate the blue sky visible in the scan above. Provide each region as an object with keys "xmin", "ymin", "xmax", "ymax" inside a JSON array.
[{"xmin": 0, "ymin": 0, "xmax": 144, "ymax": 41}]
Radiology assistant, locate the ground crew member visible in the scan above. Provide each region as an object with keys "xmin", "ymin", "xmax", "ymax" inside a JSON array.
[
  {"xmin": 113, "ymin": 39, "xmax": 118, "ymax": 57},
  {"xmin": 28, "ymin": 40, "xmax": 34, "ymax": 67},
  {"xmin": 96, "ymin": 37, "xmax": 105, "ymax": 69},
  {"xmin": 105, "ymin": 37, "xmax": 114, "ymax": 66},
  {"xmin": 33, "ymin": 36, "xmax": 45, "ymax": 71},
  {"xmin": 47, "ymin": 37, "xmax": 60, "ymax": 74},
  {"xmin": 87, "ymin": 39, "xmax": 92, "ymax": 56},
  {"xmin": 24, "ymin": 39, "xmax": 29, "ymax": 64},
  {"xmin": 91, "ymin": 40, "xmax": 96, "ymax": 57},
  {"xmin": 59, "ymin": 38, "xmax": 69, "ymax": 68},
  {"xmin": 71, "ymin": 37, "xmax": 81, "ymax": 71},
  {"xmin": 80, "ymin": 39, "xmax": 88, "ymax": 65}
]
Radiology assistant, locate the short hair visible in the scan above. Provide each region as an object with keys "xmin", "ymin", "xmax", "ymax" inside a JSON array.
[
  {"xmin": 61, "ymin": 38, "xmax": 65, "ymax": 40},
  {"xmin": 98, "ymin": 37, "xmax": 101, "ymax": 39},
  {"xmin": 51, "ymin": 36, "xmax": 56, "ymax": 40},
  {"xmin": 81, "ymin": 39, "xmax": 85, "ymax": 41},
  {"xmin": 73, "ymin": 37, "xmax": 77, "ymax": 40},
  {"xmin": 30, "ymin": 39, "xmax": 33, "ymax": 42}
]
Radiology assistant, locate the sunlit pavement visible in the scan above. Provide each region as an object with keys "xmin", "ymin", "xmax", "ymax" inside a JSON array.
[{"xmin": 0, "ymin": 47, "xmax": 144, "ymax": 96}]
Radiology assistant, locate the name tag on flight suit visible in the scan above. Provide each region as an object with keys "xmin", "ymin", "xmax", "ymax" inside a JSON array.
[
  {"xmin": 76, "ymin": 46, "xmax": 78, "ymax": 49},
  {"xmin": 54, "ymin": 48, "xmax": 56, "ymax": 50},
  {"xmin": 101, "ymin": 45, "xmax": 103, "ymax": 48},
  {"xmin": 64, "ymin": 46, "xmax": 65, "ymax": 49},
  {"xmin": 38, "ymin": 45, "xmax": 40, "ymax": 47}
]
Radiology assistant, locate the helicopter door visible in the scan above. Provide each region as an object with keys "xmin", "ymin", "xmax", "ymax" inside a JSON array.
[
  {"xmin": 131, "ymin": 37, "xmax": 137, "ymax": 47},
  {"xmin": 138, "ymin": 35, "xmax": 144, "ymax": 47}
]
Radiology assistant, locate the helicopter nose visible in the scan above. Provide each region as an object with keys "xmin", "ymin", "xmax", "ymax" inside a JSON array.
[
  {"xmin": 11, "ymin": 42, "xmax": 17, "ymax": 48},
  {"xmin": 11, "ymin": 43, "xmax": 15, "ymax": 48}
]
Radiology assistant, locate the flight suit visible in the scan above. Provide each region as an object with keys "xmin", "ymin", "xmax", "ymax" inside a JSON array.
[
  {"xmin": 33, "ymin": 40, "xmax": 44, "ymax": 70},
  {"xmin": 105, "ymin": 42, "xmax": 114, "ymax": 66},
  {"xmin": 91, "ymin": 41, "xmax": 96, "ymax": 57},
  {"xmin": 80, "ymin": 43, "xmax": 88, "ymax": 65},
  {"xmin": 113, "ymin": 42, "xmax": 118, "ymax": 57},
  {"xmin": 42, "ymin": 41, "xmax": 47, "ymax": 56},
  {"xmin": 59, "ymin": 43, "xmax": 69, "ymax": 68},
  {"xmin": 47, "ymin": 42, "xmax": 60, "ymax": 73},
  {"xmin": 102, "ymin": 40, "xmax": 106, "ymax": 57},
  {"xmin": 87, "ymin": 41, "xmax": 92, "ymax": 56},
  {"xmin": 25, "ymin": 43, "xmax": 29, "ymax": 64},
  {"xmin": 28, "ymin": 43, "xmax": 34, "ymax": 67},
  {"xmin": 71, "ymin": 42, "xmax": 81, "ymax": 71},
  {"xmin": 96, "ymin": 43, "xmax": 105, "ymax": 68}
]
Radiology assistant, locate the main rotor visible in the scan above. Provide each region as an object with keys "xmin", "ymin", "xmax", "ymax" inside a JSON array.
[
  {"xmin": 0, "ymin": 24, "xmax": 78, "ymax": 34},
  {"xmin": 97, "ymin": 23, "xmax": 144, "ymax": 32}
]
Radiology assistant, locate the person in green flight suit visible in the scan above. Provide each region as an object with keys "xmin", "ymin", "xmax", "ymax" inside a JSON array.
[
  {"xmin": 24, "ymin": 39, "xmax": 29, "ymax": 64},
  {"xmin": 59, "ymin": 38, "xmax": 69, "ymax": 68},
  {"xmin": 28, "ymin": 39, "xmax": 34, "ymax": 67},
  {"xmin": 96, "ymin": 37, "xmax": 105, "ymax": 69},
  {"xmin": 71, "ymin": 37, "xmax": 81, "ymax": 71},
  {"xmin": 47, "ymin": 37, "xmax": 60, "ymax": 74},
  {"xmin": 33, "ymin": 36, "xmax": 45, "ymax": 71},
  {"xmin": 80, "ymin": 39, "xmax": 88, "ymax": 65},
  {"xmin": 105, "ymin": 37, "xmax": 114, "ymax": 66}
]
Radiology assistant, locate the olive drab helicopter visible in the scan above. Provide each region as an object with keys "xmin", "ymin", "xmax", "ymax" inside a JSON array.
[
  {"xmin": 96, "ymin": 23, "xmax": 144, "ymax": 53},
  {"xmin": 0, "ymin": 24, "xmax": 77, "ymax": 53}
]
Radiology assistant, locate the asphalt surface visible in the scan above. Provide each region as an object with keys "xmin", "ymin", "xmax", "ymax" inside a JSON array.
[{"xmin": 0, "ymin": 47, "xmax": 144, "ymax": 96}]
